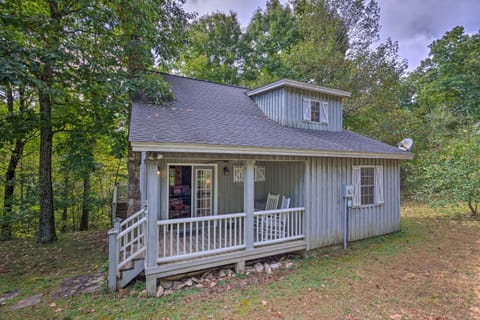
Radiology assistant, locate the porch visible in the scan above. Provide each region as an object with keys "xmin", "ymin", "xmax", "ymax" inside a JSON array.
[
  {"xmin": 108, "ymin": 156, "xmax": 308, "ymax": 295},
  {"xmin": 108, "ymin": 205, "xmax": 306, "ymax": 293}
]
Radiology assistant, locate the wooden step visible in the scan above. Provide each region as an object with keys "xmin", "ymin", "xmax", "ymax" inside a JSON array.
[{"xmin": 118, "ymin": 258, "xmax": 145, "ymax": 288}]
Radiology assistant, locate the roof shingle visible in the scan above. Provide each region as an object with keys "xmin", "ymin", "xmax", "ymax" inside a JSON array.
[{"xmin": 129, "ymin": 74, "xmax": 411, "ymax": 159}]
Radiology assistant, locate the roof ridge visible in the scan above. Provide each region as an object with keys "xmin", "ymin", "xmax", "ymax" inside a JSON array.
[{"xmin": 157, "ymin": 72, "xmax": 251, "ymax": 91}]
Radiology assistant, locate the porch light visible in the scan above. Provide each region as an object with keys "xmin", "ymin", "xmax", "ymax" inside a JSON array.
[
  {"xmin": 157, "ymin": 165, "xmax": 161, "ymax": 176},
  {"xmin": 223, "ymin": 166, "xmax": 230, "ymax": 176}
]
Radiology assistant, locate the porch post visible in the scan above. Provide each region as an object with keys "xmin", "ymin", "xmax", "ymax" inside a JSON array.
[
  {"xmin": 145, "ymin": 159, "xmax": 159, "ymax": 296},
  {"xmin": 244, "ymin": 160, "xmax": 255, "ymax": 250},
  {"xmin": 140, "ymin": 152, "xmax": 147, "ymax": 206},
  {"xmin": 304, "ymin": 159, "xmax": 311, "ymax": 251}
]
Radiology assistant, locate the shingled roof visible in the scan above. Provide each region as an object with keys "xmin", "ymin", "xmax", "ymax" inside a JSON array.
[{"xmin": 129, "ymin": 74, "xmax": 412, "ymax": 159}]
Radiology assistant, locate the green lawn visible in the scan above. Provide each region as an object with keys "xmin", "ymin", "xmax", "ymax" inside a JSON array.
[{"xmin": 1, "ymin": 203, "xmax": 479, "ymax": 319}]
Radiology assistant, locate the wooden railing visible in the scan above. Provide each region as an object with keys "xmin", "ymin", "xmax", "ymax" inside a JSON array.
[
  {"xmin": 254, "ymin": 207, "xmax": 305, "ymax": 246},
  {"xmin": 111, "ymin": 184, "xmax": 128, "ymax": 221},
  {"xmin": 157, "ymin": 213, "xmax": 246, "ymax": 263},
  {"xmin": 108, "ymin": 205, "xmax": 147, "ymax": 291}
]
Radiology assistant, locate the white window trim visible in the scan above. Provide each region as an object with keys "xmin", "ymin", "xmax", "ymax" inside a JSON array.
[
  {"xmin": 352, "ymin": 165, "xmax": 384, "ymax": 208},
  {"xmin": 303, "ymin": 99, "xmax": 328, "ymax": 124}
]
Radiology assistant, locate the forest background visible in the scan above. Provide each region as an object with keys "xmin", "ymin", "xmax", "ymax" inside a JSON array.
[{"xmin": 0, "ymin": 0, "xmax": 479, "ymax": 243}]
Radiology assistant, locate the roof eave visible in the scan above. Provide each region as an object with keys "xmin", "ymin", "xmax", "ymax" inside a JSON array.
[
  {"xmin": 131, "ymin": 142, "xmax": 414, "ymax": 160},
  {"xmin": 247, "ymin": 79, "xmax": 351, "ymax": 98}
]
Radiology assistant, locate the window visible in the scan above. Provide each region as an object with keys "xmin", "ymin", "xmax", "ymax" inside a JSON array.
[
  {"xmin": 303, "ymin": 99, "xmax": 328, "ymax": 123},
  {"xmin": 352, "ymin": 166, "xmax": 384, "ymax": 207}
]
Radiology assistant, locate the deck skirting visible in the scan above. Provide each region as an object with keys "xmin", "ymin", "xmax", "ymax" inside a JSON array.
[{"xmin": 146, "ymin": 239, "xmax": 306, "ymax": 279}]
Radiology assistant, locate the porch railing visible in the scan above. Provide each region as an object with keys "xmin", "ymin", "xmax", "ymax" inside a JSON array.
[
  {"xmin": 254, "ymin": 207, "xmax": 305, "ymax": 246},
  {"xmin": 157, "ymin": 213, "xmax": 246, "ymax": 263},
  {"xmin": 108, "ymin": 205, "xmax": 147, "ymax": 291}
]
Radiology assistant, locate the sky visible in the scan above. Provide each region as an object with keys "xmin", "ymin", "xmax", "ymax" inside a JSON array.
[{"xmin": 183, "ymin": 0, "xmax": 480, "ymax": 72}]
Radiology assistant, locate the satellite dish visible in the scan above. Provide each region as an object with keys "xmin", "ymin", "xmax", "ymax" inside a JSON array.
[{"xmin": 398, "ymin": 138, "xmax": 413, "ymax": 151}]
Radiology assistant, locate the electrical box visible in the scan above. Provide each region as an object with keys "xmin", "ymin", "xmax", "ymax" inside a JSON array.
[{"xmin": 342, "ymin": 185, "xmax": 354, "ymax": 198}]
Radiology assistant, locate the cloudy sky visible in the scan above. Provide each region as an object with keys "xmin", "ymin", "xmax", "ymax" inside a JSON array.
[{"xmin": 183, "ymin": 0, "xmax": 480, "ymax": 71}]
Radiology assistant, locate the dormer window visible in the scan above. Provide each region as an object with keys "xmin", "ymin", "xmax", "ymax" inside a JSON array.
[{"xmin": 303, "ymin": 99, "xmax": 328, "ymax": 123}]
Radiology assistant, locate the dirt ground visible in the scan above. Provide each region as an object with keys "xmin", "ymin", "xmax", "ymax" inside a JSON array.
[
  {"xmin": 176, "ymin": 206, "xmax": 480, "ymax": 320},
  {"xmin": 1, "ymin": 205, "xmax": 479, "ymax": 320}
]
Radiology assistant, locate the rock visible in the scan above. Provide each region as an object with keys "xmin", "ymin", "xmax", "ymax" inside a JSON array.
[
  {"xmin": 264, "ymin": 263, "xmax": 272, "ymax": 275},
  {"xmin": 0, "ymin": 289, "xmax": 20, "ymax": 305},
  {"xmin": 159, "ymin": 280, "xmax": 173, "ymax": 289},
  {"xmin": 194, "ymin": 284, "xmax": 204, "ymax": 289},
  {"xmin": 208, "ymin": 281, "xmax": 217, "ymax": 288},
  {"xmin": 10, "ymin": 294, "xmax": 42, "ymax": 310},
  {"xmin": 270, "ymin": 262, "xmax": 282, "ymax": 270},
  {"xmin": 53, "ymin": 273, "xmax": 103, "ymax": 299},
  {"xmin": 164, "ymin": 289, "xmax": 174, "ymax": 295},
  {"xmin": 254, "ymin": 263, "xmax": 264, "ymax": 273},
  {"xmin": 225, "ymin": 269, "xmax": 234, "ymax": 277},
  {"xmin": 201, "ymin": 272, "xmax": 214, "ymax": 280},
  {"xmin": 156, "ymin": 285, "xmax": 165, "ymax": 297},
  {"xmin": 245, "ymin": 267, "xmax": 255, "ymax": 275},
  {"xmin": 173, "ymin": 281, "xmax": 185, "ymax": 291},
  {"xmin": 191, "ymin": 277, "xmax": 201, "ymax": 284},
  {"xmin": 218, "ymin": 269, "xmax": 227, "ymax": 278},
  {"xmin": 184, "ymin": 279, "xmax": 193, "ymax": 287},
  {"xmin": 285, "ymin": 262, "xmax": 294, "ymax": 268}
]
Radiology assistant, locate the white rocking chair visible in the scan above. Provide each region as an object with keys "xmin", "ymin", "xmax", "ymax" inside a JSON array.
[{"xmin": 265, "ymin": 193, "xmax": 280, "ymax": 210}]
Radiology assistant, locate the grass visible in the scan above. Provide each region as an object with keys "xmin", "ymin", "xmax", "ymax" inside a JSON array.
[{"xmin": 1, "ymin": 203, "xmax": 479, "ymax": 319}]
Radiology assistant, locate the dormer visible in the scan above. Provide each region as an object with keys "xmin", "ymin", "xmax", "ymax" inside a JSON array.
[{"xmin": 247, "ymin": 79, "xmax": 351, "ymax": 132}]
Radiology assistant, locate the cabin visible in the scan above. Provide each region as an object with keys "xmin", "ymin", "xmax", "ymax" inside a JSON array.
[{"xmin": 108, "ymin": 74, "xmax": 413, "ymax": 295}]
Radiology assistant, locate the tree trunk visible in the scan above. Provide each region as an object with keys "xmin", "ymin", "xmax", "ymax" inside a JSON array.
[
  {"xmin": 37, "ymin": 0, "xmax": 60, "ymax": 243},
  {"xmin": 1, "ymin": 85, "xmax": 24, "ymax": 241},
  {"xmin": 468, "ymin": 199, "xmax": 477, "ymax": 217},
  {"xmin": 80, "ymin": 174, "xmax": 90, "ymax": 231},
  {"xmin": 37, "ymin": 89, "xmax": 57, "ymax": 242},
  {"xmin": 125, "ymin": 31, "xmax": 144, "ymax": 216}
]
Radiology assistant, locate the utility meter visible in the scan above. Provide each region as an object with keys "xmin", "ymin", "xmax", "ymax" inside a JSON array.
[{"xmin": 342, "ymin": 184, "xmax": 354, "ymax": 198}]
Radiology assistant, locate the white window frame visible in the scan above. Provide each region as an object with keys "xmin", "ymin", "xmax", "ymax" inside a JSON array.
[
  {"xmin": 303, "ymin": 99, "xmax": 328, "ymax": 124},
  {"xmin": 352, "ymin": 165, "xmax": 384, "ymax": 208}
]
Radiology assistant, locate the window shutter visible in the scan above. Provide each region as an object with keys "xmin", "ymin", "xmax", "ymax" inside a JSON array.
[
  {"xmin": 320, "ymin": 101, "xmax": 328, "ymax": 123},
  {"xmin": 254, "ymin": 165, "xmax": 265, "ymax": 182},
  {"xmin": 352, "ymin": 166, "xmax": 361, "ymax": 207},
  {"xmin": 233, "ymin": 165, "xmax": 244, "ymax": 183},
  {"xmin": 303, "ymin": 100, "xmax": 311, "ymax": 121},
  {"xmin": 374, "ymin": 166, "xmax": 384, "ymax": 204}
]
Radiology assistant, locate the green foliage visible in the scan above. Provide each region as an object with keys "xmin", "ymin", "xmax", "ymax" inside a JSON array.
[
  {"xmin": 0, "ymin": 0, "xmax": 191, "ymax": 238},
  {"xmin": 242, "ymin": 0, "xmax": 299, "ymax": 85},
  {"xmin": 415, "ymin": 125, "xmax": 480, "ymax": 216},
  {"xmin": 179, "ymin": 11, "xmax": 244, "ymax": 85},
  {"xmin": 410, "ymin": 27, "xmax": 480, "ymax": 119},
  {"xmin": 403, "ymin": 27, "xmax": 480, "ymax": 213}
]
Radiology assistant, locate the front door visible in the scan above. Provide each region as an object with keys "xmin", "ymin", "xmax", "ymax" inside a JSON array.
[
  {"xmin": 193, "ymin": 167, "xmax": 213, "ymax": 217},
  {"xmin": 168, "ymin": 165, "xmax": 215, "ymax": 219}
]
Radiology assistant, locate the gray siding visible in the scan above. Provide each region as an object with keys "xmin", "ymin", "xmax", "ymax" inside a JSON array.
[
  {"xmin": 252, "ymin": 88, "xmax": 286, "ymax": 125},
  {"xmin": 306, "ymin": 158, "xmax": 400, "ymax": 249},
  {"xmin": 252, "ymin": 87, "xmax": 343, "ymax": 132},
  {"xmin": 155, "ymin": 155, "xmax": 401, "ymax": 249},
  {"xmin": 264, "ymin": 162, "xmax": 305, "ymax": 208}
]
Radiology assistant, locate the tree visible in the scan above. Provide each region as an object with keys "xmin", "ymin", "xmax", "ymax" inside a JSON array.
[
  {"xmin": 417, "ymin": 124, "xmax": 480, "ymax": 216},
  {"xmin": 404, "ymin": 27, "xmax": 480, "ymax": 208},
  {"xmin": 178, "ymin": 11, "xmax": 243, "ymax": 85},
  {"xmin": 0, "ymin": 1, "xmax": 191, "ymax": 241},
  {"xmin": 409, "ymin": 27, "xmax": 480, "ymax": 121},
  {"xmin": 242, "ymin": 0, "xmax": 299, "ymax": 86}
]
